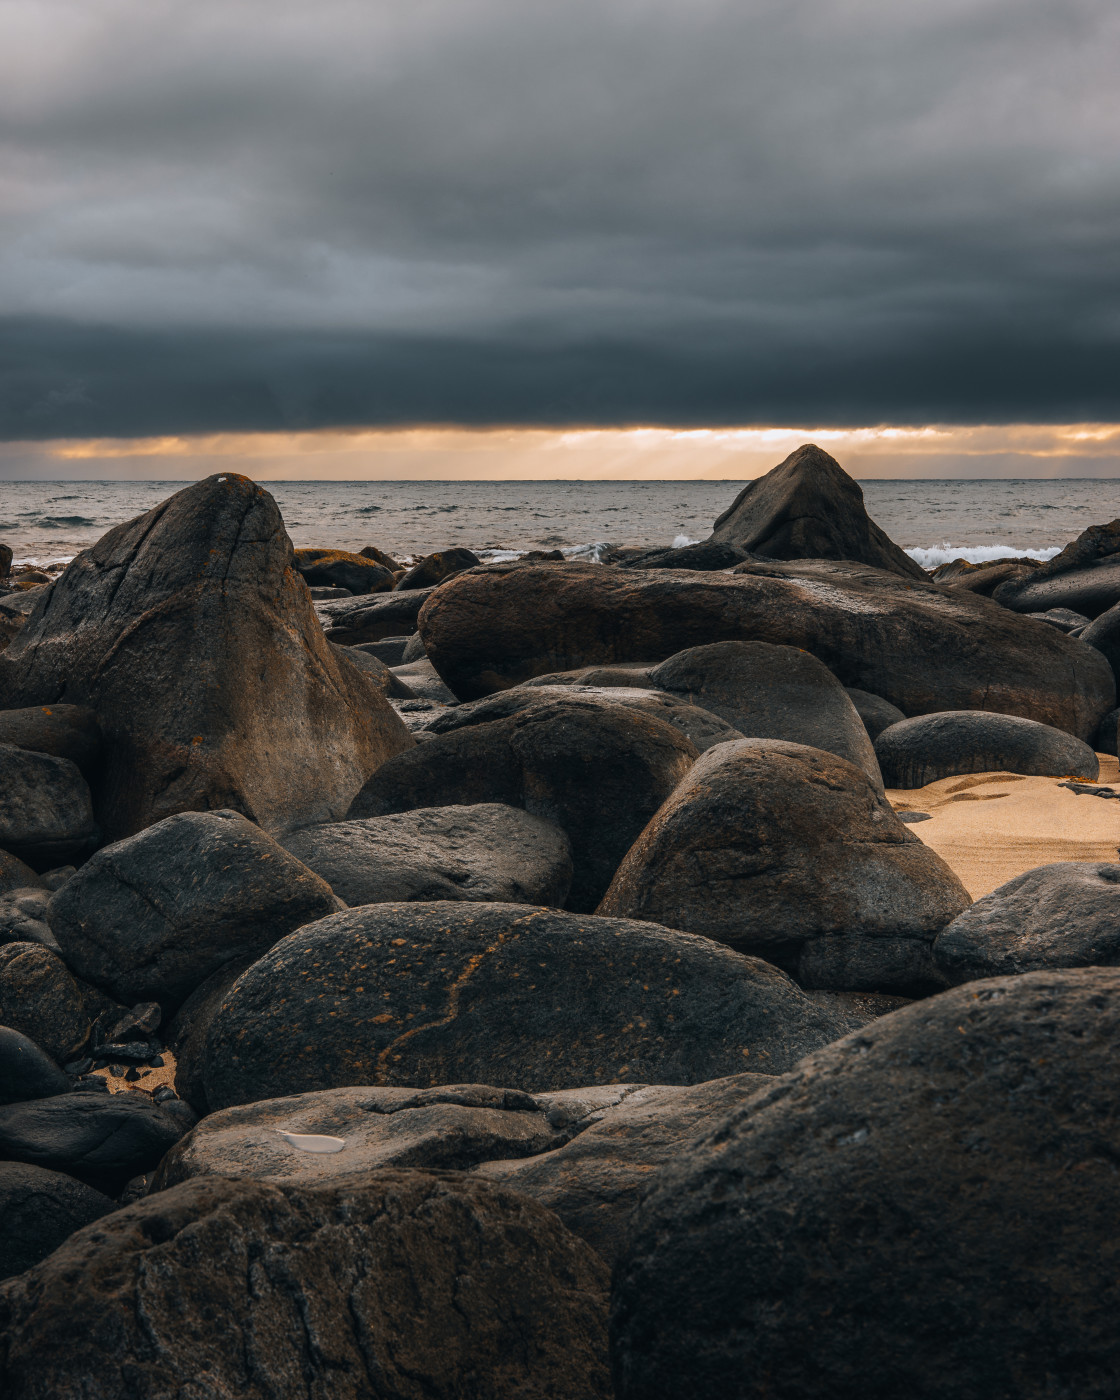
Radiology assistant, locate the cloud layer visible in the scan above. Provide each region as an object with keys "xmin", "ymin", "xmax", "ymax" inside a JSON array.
[{"xmin": 1, "ymin": 0, "xmax": 1118, "ymax": 436}]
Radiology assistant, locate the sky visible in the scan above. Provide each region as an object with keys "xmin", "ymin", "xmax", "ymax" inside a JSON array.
[{"xmin": 1, "ymin": 0, "xmax": 1118, "ymax": 478}]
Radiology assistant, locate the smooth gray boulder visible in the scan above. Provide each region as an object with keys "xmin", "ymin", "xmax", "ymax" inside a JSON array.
[
  {"xmin": 0, "ymin": 1162, "xmax": 115, "ymax": 1281},
  {"xmin": 648, "ymin": 640, "xmax": 883, "ymax": 787},
  {"xmin": 280, "ymin": 804, "xmax": 573, "ymax": 908},
  {"xmin": 200, "ymin": 902, "xmax": 860, "ymax": 1110},
  {"xmin": 707, "ymin": 443, "xmax": 926, "ymax": 579},
  {"xmin": 317, "ymin": 584, "xmax": 437, "ymax": 643},
  {"xmin": 348, "ymin": 695, "xmax": 699, "ymax": 911},
  {"xmin": 477, "ymin": 1074, "xmax": 770, "ymax": 1266},
  {"xmin": 0, "ymin": 888, "xmax": 57, "ymax": 951},
  {"xmin": 844, "ymin": 687, "xmax": 906, "ymax": 741},
  {"xmin": 598, "ymin": 739, "xmax": 969, "ymax": 994},
  {"xmin": 932, "ymin": 862, "xmax": 1120, "ymax": 984},
  {"xmin": 0, "ymin": 1172, "xmax": 612, "ymax": 1400},
  {"xmin": 0, "ymin": 1025, "xmax": 71, "ymax": 1105},
  {"xmin": 431, "ymin": 684, "xmax": 745, "ymax": 753},
  {"xmin": 875, "ymin": 710, "xmax": 1099, "ymax": 789},
  {"xmin": 1027, "ymin": 607, "xmax": 1092, "ymax": 633},
  {"xmin": 0, "ymin": 705, "xmax": 101, "ymax": 779},
  {"xmin": 994, "ymin": 519, "xmax": 1120, "ymax": 617},
  {"xmin": 49, "ymin": 809, "xmax": 342, "ymax": 1007},
  {"xmin": 390, "ymin": 657, "xmax": 459, "ymax": 703},
  {"xmin": 0, "ymin": 943, "xmax": 88, "ymax": 1064},
  {"xmin": 0, "ymin": 744, "xmax": 97, "ymax": 870},
  {"xmin": 611, "ymin": 969, "xmax": 1120, "ymax": 1400},
  {"xmin": 0, "ymin": 851, "xmax": 43, "ymax": 898}
]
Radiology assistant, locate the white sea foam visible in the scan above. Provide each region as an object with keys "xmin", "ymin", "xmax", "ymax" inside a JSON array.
[
  {"xmin": 673, "ymin": 533, "xmax": 701, "ymax": 548},
  {"xmin": 905, "ymin": 542, "xmax": 1062, "ymax": 570}
]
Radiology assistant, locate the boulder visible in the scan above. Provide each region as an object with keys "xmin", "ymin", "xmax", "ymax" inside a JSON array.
[
  {"xmin": 165, "ymin": 958, "xmax": 254, "ymax": 1115},
  {"xmin": 1080, "ymin": 600, "xmax": 1120, "ymax": 689},
  {"xmin": 1095, "ymin": 705, "xmax": 1119, "ymax": 755},
  {"xmin": 431, "ymin": 684, "xmax": 745, "ymax": 753},
  {"xmin": 0, "ymin": 475, "xmax": 413, "ymax": 842},
  {"xmin": 416, "ymin": 560, "xmax": 1113, "ymax": 739},
  {"xmin": 280, "ymin": 804, "xmax": 573, "ymax": 908},
  {"xmin": 0, "ymin": 851, "xmax": 44, "ymax": 897},
  {"xmin": 0, "ymin": 745, "xmax": 97, "ymax": 871},
  {"xmin": 0, "ymin": 1172, "xmax": 611, "ymax": 1400},
  {"xmin": 396, "ymin": 547, "xmax": 481, "ymax": 590},
  {"xmin": 347, "ymin": 695, "xmax": 698, "ymax": 911},
  {"xmin": 351, "ymin": 635, "xmax": 411, "ymax": 665},
  {"xmin": 648, "ymin": 640, "xmax": 883, "ymax": 787},
  {"xmin": 0, "ymin": 598, "xmax": 28, "ymax": 653},
  {"xmin": 390, "ymin": 656, "xmax": 459, "ymax": 703},
  {"xmin": 875, "ymin": 710, "xmax": 1099, "ymax": 788},
  {"xmin": 477, "ymin": 1074, "xmax": 769, "ymax": 1266},
  {"xmin": 200, "ymin": 901, "xmax": 859, "ymax": 1110},
  {"xmin": 292, "ymin": 546, "xmax": 394, "ymax": 594},
  {"xmin": 318, "ymin": 583, "xmax": 437, "ymax": 643},
  {"xmin": 0, "ymin": 544, "xmax": 10, "ymax": 582},
  {"xmin": 0, "ymin": 1025, "xmax": 70, "ymax": 1105},
  {"xmin": 1027, "ymin": 607, "xmax": 1092, "ymax": 633},
  {"xmin": 616, "ymin": 540, "xmax": 752, "ymax": 571},
  {"xmin": 0, "ymin": 944, "xmax": 88, "ymax": 1063},
  {"xmin": 844, "ymin": 686, "xmax": 906, "ymax": 741},
  {"xmin": 327, "ymin": 641, "xmax": 415, "ymax": 698},
  {"xmin": 707, "ymin": 444, "xmax": 925, "ymax": 579},
  {"xmin": 994, "ymin": 520, "xmax": 1120, "ymax": 617},
  {"xmin": 0, "ymin": 705, "xmax": 101, "ymax": 778},
  {"xmin": 931, "ymin": 556, "xmax": 1043, "ymax": 596},
  {"xmin": 0, "ymin": 1162, "xmax": 115, "ymax": 1281},
  {"xmin": 154, "ymin": 1083, "xmax": 569, "ymax": 1190},
  {"xmin": 611, "ymin": 969, "xmax": 1120, "ymax": 1400},
  {"xmin": 0, "ymin": 888, "xmax": 58, "ymax": 952},
  {"xmin": 358, "ymin": 543, "xmax": 403, "ymax": 571},
  {"xmin": 523, "ymin": 663, "xmax": 658, "ymax": 688},
  {"xmin": 0, "ymin": 1090, "xmax": 188, "ymax": 1193},
  {"xmin": 49, "ymin": 809, "xmax": 342, "ymax": 1008},
  {"xmin": 401, "ymin": 630, "xmax": 427, "ymax": 661},
  {"xmin": 931, "ymin": 862, "xmax": 1120, "ymax": 984},
  {"xmin": 597, "ymin": 739, "xmax": 969, "ymax": 993}
]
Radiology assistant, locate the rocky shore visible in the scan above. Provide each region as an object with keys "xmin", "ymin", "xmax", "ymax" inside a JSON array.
[{"xmin": 2, "ymin": 444, "xmax": 1120, "ymax": 1397}]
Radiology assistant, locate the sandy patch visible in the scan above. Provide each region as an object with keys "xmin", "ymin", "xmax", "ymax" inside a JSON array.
[
  {"xmin": 886, "ymin": 754, "xmax": 1120, "ymax": 900},
  {"xmin": 91, "ymin": 1049, "xmax": 179, "ymax": 1097}
]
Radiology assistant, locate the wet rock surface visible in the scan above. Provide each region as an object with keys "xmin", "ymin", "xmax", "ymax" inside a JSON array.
[
  {"xmin": 49, "ymin": 809, "xmax": 342, "ymax": 1007},
  {"xmin": 611, "ymin": 969, "xmax": 1120, "ymax": 1400},
  {"xmin": 200, "ymin": 901, "xmax": 859, "ymax": 1109},
  {"xmin": 0, "ymin": 1171, "xmax": 612, "ymax": 1400},
  {"xmin": 598, "ymin": 739, "xmax": 969, "ymax": 992}
]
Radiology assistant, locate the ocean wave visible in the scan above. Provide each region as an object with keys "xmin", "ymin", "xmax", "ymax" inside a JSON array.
[
  {"xmin": 906, "ymin": 543, "xmax": 1062, "ymax": 569},
  {"xmin": 673, "ymin": 534, "xmax": 701, "ymax": 548},
  {"xmin": 26, "ymin": 515, "xmax": 99, "ymax": 529}
]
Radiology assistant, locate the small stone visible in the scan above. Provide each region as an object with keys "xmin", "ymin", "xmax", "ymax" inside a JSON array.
[
  {"xmin": 109, "ymin": 1064, "xmax": 126, "ymax": 1078},
  {"xmin": 148, "ymin": 1054, "xmax": 164, "ymax": 1068},
  {"xmin": 64, "ymin": 1058, "xmax": 93, "ymax": 1077}
]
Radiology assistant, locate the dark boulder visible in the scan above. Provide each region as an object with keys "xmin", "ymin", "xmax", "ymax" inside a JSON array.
[
  {"xmin": 875, "ymin": 710, "xmax": 1099, "ymax": 788},
  {"xmin": 0, "ymin": 944, "xmax": 88, "ymax": 1064},
  {"xmin": 0, "ymin": 598, "xmax": 28, "ymax": 653},
  {"xmin": 49, "ymin": 809, "xmax": 342, "ymax": 1008},
  {"xmin": 292, "ymin": 546, "xmax": 394, "ymax": 594},
  {"xmin": 390, "ymin": 656, "xmax": 459, "ymax": 703},
  {"xmin": 478, "ymin": 1074, "xmax": 770, "ymax": 1266},
  {"xmin": 523, "ymin": 663, "xmax": 657, "ymax": 688},
  {"xmin": 0, "ymin": 745, "xmax": 97, "ymax": 870},
  {"xmin": 165, "ymin": 958, "xmax": 254, "ymax": 1115},
  {"xmin": 707, "ymin": 444, "xmax": 925, "ymax": 579},
  {"xmin": 318, "ymin": 583, "xmax": 437, "ymax": 643},
  {"xmin": 396, "ymin": 547, "xmax": 481, "ymax": 590},
  {"xmin": 931, "ymin": 862, "xmax": 1120, "ymax": 984},
  {"xmin": 154, "ymin": 1083, "xmax": 569, "ymax": 1190},
  {"xmin": 0, "ymin": 475, "xmax": 413, "ymax": 841},
  {"xmin": 0, "ymin": 851, "xmax": 44, "ymax": 897},
  {"xmin": 281, "ymin": 804, "xmax": 573, "ymax": 908},
  {"xmin": 844, "ymin": 686, "xmax": 906, "ymax": 741},
  {"xmin": 611, "ymin": 969, "xmax": 1120, "ymax": 1400},
  {"xmin": 597, "ymin": 739, "xmax": 969, "ymax": 993},
  {"xmin": 351, "ymin": 634, "xmax": 411, "ymax": 665},
  {"xmin": 430, "ymin": 684, "xmax": 744, "ymax": 752},
  {"xmin": 931, "ymin": 556, "xmax": 1044, "ymax": 596},
  {"xmin": 0, "ymin": 1162, "xmax": 115, "ymax": 1281},
  {"xmin": 0, "ymin": 1171, "xmax": 611, "ymax": 1400},
  {"xmin": 401, "ymin": 630, "xmax": 428, "ymax": 662},
  {"xmin": 1027, "ymin": 607, "xmax": 1092, "ymax": 633},
  {"xmin": 0, "ymin": 704, "xmax": 101, "ymax": 778},
  {"xmin": 358, "ymin": 543, "xmax": 403, "ymax": 570},
  {"xmin": 648, "ymin": 640, "xmax": 883, "ymax": 787},
  {"xmin": 347, "ymin": 695, "xmax": 698, "ymax": 911},
  {"xmin": 993, "ymin": 520, "xmax": 1120, "ymax": 617},
  {"xmin": 1095, "ymin": 705, "xmax": 1119, "ymax": 755},
  {"xmin": 616, "ymin": 540, "xmax": 752, "ymax": 571},
  {"xmin": 0, "ymin": 1025, "xmax": 70, "ymax": 1105},
  {"xmin": 0, "ymin": 888, "xmax": 58, "ymax": 951},
  {"xmin": 1080, "ymin": 600, "xmax": 1120, "ymax": 689},
  {"xmin": 201, "ymin": 901, "xmax": 859, "ymax": 1110},
  {"xmin": 0, "ymin": 544, "xmax": 10, "ymax": 582},
  {"xmin": 416, "ymin": 560, "xmax": 1113, "ymax": 739},
  {"xmin": 0, "ymin": 1089, "xmax": 188, "ymax": 1193},
  {"xmin": 328, "ymin": 641, "xmax": 415, "ymax": 698}
]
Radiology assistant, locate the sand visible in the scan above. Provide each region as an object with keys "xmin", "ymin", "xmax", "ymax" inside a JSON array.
[
  {"xmin": 92, "ymin": 1050, "xmax": 178, "ymax": 1097},
  {"xmin": 886, "ymin": 754, "xmax": 1120, "ymax": 900}
]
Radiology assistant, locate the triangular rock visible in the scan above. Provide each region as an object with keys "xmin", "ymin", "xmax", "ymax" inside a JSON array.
[
  {"xmin": 709, "ymin": 443, "xmax": 925, "ymax": 579},
  {"xmin": 0, "ymin": 475, "xmax": 413, "ymax": 840}
]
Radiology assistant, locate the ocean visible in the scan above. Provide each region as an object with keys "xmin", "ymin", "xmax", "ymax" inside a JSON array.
[{"xmin": 4, "ymin": 477, "xmax": 1120, "ymax": 569}]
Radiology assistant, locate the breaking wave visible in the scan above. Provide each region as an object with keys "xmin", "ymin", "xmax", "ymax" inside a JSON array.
[{"xmin": 905, "ymin": 542, "xmax": 1062, "ymax": 570}]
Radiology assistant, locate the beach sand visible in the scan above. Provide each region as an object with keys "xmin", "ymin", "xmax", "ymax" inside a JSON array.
[{"xmin": 886, "ymin": 754, "xmax": 1120, "ymax": 900}]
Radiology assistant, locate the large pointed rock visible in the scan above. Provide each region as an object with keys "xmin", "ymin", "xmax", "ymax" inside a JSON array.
[
  {"xmin": 417, "ymin": 560, "xmax": 1114, "ymax": 738},
  {"xmin": 0, "ymin": 475, "xmax": 413, "ymax": 840},
  {"xmin": 708, "ymin": 443, "xmax": 925, "ymax": 579}
]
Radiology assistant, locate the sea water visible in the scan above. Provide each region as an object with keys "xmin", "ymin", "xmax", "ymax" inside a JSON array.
[{"xmin": 4, "ymin": 477, "xmax": 1120, "ymax": 567}]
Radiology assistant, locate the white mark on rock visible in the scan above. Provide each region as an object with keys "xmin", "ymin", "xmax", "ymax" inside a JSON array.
[{"xmin": 277, "ymin": 1130, "xmax": 346, "ymax": 1154}]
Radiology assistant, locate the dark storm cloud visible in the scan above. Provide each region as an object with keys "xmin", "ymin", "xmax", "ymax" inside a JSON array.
[{"xmin": 0, "ymin": 0, "xmax": 1117, "ymax": 435}]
